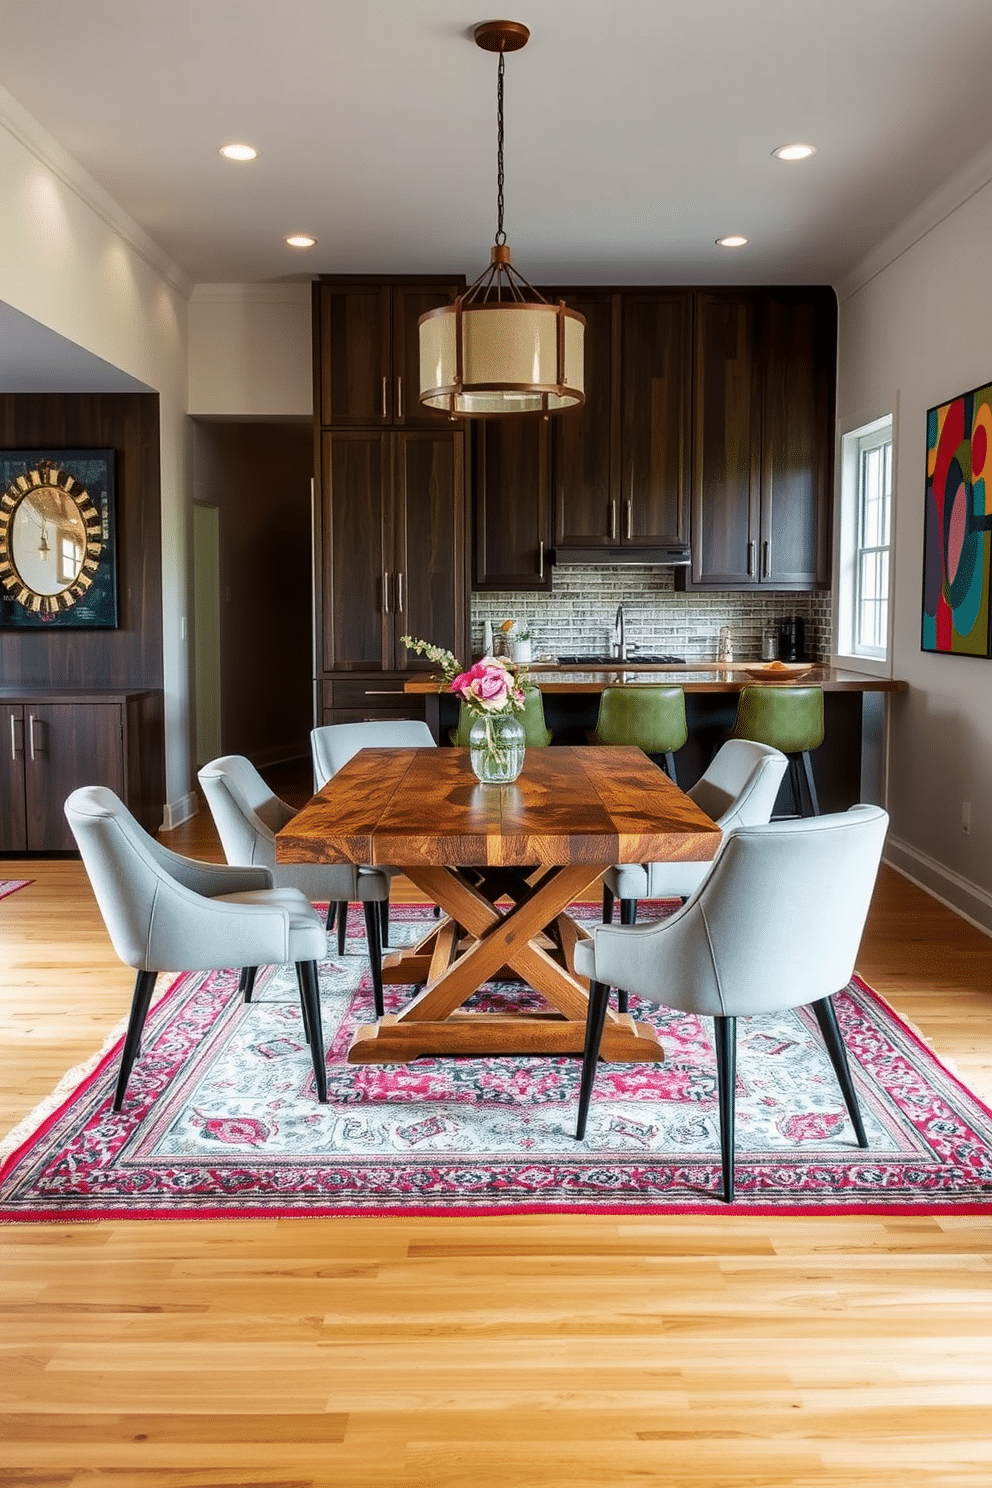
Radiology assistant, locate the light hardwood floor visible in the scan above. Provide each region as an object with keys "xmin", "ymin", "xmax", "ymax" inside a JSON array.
[{"xmin": 1, "ymin": 803, "xmax": 991, "ymax": 1487}]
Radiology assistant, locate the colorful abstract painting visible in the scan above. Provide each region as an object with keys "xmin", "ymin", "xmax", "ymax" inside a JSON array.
[{"xmin": 922, "ymin": 380, "xmax": 992, "ymax": 656}]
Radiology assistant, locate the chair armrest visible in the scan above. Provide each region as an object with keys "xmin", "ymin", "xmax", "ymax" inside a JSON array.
[{"xmin": 145, "ymin": 834, "xmax": 275, "ymax": 897}]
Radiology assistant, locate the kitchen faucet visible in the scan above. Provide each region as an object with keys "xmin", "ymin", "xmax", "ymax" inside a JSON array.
[{"xmin": 613, "ymin": 603, "xmax": 626, "ymax": 660}]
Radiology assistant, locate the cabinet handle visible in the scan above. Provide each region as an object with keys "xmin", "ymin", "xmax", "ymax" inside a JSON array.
[
  {"xmin": 28, "ymin": 714, "xmax": 37, "ymax": 761},
  {"xmin": 762, "ymin": 540, "xmax": 770, "ymax": 579},
  {"xmin": 396, "ymin": 376, "xmax": 403, "ymax": 421},
  {"xmin": 610, "ymin": 501, "xmax": 618, "ymax": 541},
  {"xmin": 538, "ymin": 540, "xmax": 544, "ymax": 580},
  {"xmin": 396, "ymin": 571, "xmax": 404, "ymax": 612},
  {"xmin": 625, "ymin": 500, "xmax": 633, "ymax": 539},
  {"xmin": 382, "ymin": 376, "xmax": 388, "ymax": 419},
  {"xmin": 382, "ymin": 571, "xmax": 392, "ymax": 613},
  {"xmin": 747, "ymin": 541, "xmax": 756, "ymax": 577},
  {"xmin": 364, "ymin": 689, "xmax": 404, "ymax": 696},
  {"xmin": 9, "ymin": 713, "xmax": 18, "ymax": 761}
]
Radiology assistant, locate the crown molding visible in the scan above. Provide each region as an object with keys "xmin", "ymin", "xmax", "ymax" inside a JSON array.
[
  {"xmin": 0, "ymin": 83, "xmax": 191, "ymax": 300},
  {"xmin": 837, "ymin": 137, "xmax": 992, "ymax": 304}
]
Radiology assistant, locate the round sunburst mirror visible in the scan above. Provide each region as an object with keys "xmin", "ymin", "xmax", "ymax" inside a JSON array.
[{"xmin": 0, "ymin": 463, "xmax": 103, "ymax": 618}]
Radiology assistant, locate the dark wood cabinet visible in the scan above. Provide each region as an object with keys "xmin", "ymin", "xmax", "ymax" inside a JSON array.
[
  {"xmin": 551, "ymin": 289, "xmax": 691, "ymax": 556},
  {"xmin": 314, "ymin": 278, "xmax": 463, "ymax": 429},
  {"xmin": 473, "ymin": 417, "xmax": 551, "ymax": 590},
  {"xmin": 689, "ymin": 286, "xmax": 836, "ymax": 590},
  {"xmin": 0, "ymin": 689, "xmax": 163, "ymax": 852},
  {"xmin": 551, "ymin": 290, "xmax": 619, "ymax": 549},
  {"xmin": 319, "ymin": 428, "xmax": 466, "ymax": 673}
]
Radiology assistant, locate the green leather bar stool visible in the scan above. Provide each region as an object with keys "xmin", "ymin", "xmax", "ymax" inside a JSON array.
[
  {"xmin": 590, "ymin": 686, "xmax": 688, "ymax": 783},
  {"xmin": 450, "ymin": 687, "xmax": 552, "ymax": 747},
  {"xmin": 730, "ymin": 685, "xmax": 824, "ymax": 816}
]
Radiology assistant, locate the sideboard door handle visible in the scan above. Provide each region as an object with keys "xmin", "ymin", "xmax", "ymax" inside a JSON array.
[
  {"xmin": 395, "ymin": 571, "xmax": 404, "ymax": 613},
  {"xmin": 27, "ymin": 714, "xmax": 37, "ymax": 761},
  {"xmin": 9, "ymin": 713, "xmax": 19, "ymax": 761},
  {"xmin": 396, "ymin": 376, "xmax": 403, "ymax": 421},
  {"xmin": 382, "ymin": 571, "xmax": 392, "ymax": 614},
  {"xmin": 381, "ymin": 376, "xmax": 388, "ymax": 420}
]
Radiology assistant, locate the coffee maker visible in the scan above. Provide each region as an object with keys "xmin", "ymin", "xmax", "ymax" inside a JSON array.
[{"xmin": 777, "ymin": 616, "xmax": 806, "ymax": 662}]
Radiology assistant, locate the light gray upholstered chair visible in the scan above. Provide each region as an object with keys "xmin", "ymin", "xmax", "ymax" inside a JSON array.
[
  {"xmin": 311, "ymin": 719, "xmax": 438, "ymax": 939},
  {"xmin": 197, "ymin": 755, "xmax": 391, "ymax": 1016},
  {"xmin": 602, "ymin": 739, "xmax": 788, "ymax": 957},
  {"xmin": 64, "ymin": 785, "xmax": 331, "ymax": 1109},
  {"xmin": 575, "ymin": 804, "xmax": 889, "ymax": 1202}
]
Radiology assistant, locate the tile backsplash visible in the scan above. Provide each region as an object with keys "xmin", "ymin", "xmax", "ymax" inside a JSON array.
[{"xmin": 472, "ymin": 566, "xmax": 832, "ymax": 662}]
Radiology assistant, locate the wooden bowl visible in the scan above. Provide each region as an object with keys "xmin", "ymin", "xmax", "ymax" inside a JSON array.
[{"xmin": 743, "ymin": 662, "xmax": 813, "ymax": 683}]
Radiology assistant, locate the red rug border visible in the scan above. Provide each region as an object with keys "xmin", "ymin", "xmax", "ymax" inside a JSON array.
[
  {"xmin": 3, "ymin": 947, "xmax": 992, "ymax": 1222},
  {"xmin": 0, "ymin": 879, "xmax": 32, "ymax": 901}
]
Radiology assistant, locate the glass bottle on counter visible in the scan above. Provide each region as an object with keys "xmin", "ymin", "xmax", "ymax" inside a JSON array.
[{"xmin": 717, "ymin": 626, "xmax": 734, "ymax": 663}]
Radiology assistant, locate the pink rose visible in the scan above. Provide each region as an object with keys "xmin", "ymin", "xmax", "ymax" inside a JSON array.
[{"xmin": 451, "ymin": 659, "xmax": 513, "ymax": 711}]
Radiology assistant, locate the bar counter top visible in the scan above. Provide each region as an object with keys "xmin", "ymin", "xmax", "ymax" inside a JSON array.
[{"xmin": 403, "ymin": 662, "xmax": 906, "ymax": 696}]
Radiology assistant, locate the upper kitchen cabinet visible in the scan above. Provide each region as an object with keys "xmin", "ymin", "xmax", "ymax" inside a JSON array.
[
  {"xmin": 473, "ymin": 416, "xmax": 551, "ymax": 591},
  {"xmin": 314, "ymin": 277, "xmax": 463, "ymax": 428},
  {"xmin": 318, "ymin": 428, "xmax": 467, "ymax": 672},
  {"xmin": 689, "ymin": 286, "xmax": 837, "ymax": 590},
  {"xmin": 551, "ymin": 290, "xmax": 691, "ymax": 554}
]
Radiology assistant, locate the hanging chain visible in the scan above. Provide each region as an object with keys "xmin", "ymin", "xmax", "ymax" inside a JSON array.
[{"xmin": 495, "ymin": 50, "xmax": 506, "ymax": 245}]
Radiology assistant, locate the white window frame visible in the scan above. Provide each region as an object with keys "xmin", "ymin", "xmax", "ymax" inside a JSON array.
[{"xmin": 834, "ymin": 410, "xmax": 896, "ymax": 677}]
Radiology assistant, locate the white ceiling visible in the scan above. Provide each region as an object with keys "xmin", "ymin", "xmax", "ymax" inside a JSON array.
[{"xmin": 2, "ymin": 0, "xmax": 992, "ymax": 298}]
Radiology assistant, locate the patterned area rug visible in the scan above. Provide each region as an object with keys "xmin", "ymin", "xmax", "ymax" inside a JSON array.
[
  {"xmin": 0, "ymin": 880, "xmax": 31, "ymax": 901},
  {"xmin": 2, "ymin": 904, "xmax": 991, "ymax": 1220}
]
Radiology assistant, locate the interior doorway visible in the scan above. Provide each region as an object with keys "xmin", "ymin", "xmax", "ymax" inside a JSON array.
[{"xmin": 192, "ymin": 503, "xmax": 222, "ymax": 768}]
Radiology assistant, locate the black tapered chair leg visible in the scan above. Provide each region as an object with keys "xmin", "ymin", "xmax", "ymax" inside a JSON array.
[
  {"xmin": 664, "ymin": 751, "xmax": 678, "ymax": 785},
  {"xmin": 113, "ymin": 969, "xmax": 158, "ymax": 1111},
  {"xmin": 712, "ymin": 1015, "xmax": 737, "ymax": 1203},
  {"xmin": 363, "ymin": 900, "xmax": 385, "ymax": 1018},
  {"xmin": 325, "ymin": 901, "xmax": 337, "ymax": 932},
  {"xmin": 238, "ymin": 966, "xmax": 258, "ymax": 1003},
  {"xmin": 575, "ymin": 978, "xmax": 612, "ymax": 1140},
  {"xmin": 379, "ymin": 898, "xmax": 390, "ymax": 948},
  {"xmin": 295, "ymin": 960, "xmax": 326, "ymax": 1103},
  {"xmin": 613, "ymin": 898, "xmax": 638, "ymax": 1014},
  {"xmin": 801, "ymin": 750, "xmax": 821, "ymax": 817},
  {"xmin": 336, "ymin": 902, "xmax": 348, "ymax": 956},
  {"xmin": 602, "ymin": 883, "xmax": 615, "ymax": 925},
  {"xmin": 811, "ymin": 996, "xmax": 868, "ymax": 1147}
]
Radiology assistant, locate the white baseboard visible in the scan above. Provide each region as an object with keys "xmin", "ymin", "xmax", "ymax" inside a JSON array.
[
  {"xmin": 884, "ymin": 836, "xmax": 992, "ymax": 940},
  {"xmin": 161, "ymin": 791, "xmax": 198, "ymax": 831}
]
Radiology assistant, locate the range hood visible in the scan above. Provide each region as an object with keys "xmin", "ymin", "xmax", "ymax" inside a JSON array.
[{"xmin": 549, "ymin": 543, "xmax": 692, "ymax": 567}]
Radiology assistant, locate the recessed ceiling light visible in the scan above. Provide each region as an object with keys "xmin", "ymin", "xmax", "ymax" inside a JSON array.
[
  {"xmin": 773, "ymin": 143, "xmax": 816, "ymax": 161},
  {"xmin": 219, "ymin": 143, "xmax": 258, "ymax": 162},
  {"xmin": 716, "ymin": 235, "xmax": 749, "ymax": 248},
  {"xmin": 285, "ymin": 234, "xmax": 316, "ymax": 249}
]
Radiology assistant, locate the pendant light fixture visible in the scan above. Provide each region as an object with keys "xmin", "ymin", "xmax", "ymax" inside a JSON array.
[{"xmin": 419, "ymin": 19, "xmax": 585, "ymax": 417}]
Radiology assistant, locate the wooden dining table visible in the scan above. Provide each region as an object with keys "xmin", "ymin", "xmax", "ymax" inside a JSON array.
[{"xmin": 276, "ymin": 745, "xmax": 721, "ymax": 1066}]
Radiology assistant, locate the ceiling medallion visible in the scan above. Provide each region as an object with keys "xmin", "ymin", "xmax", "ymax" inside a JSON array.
[{"xmin": 418, "ymin": 20, "xmax": 585, "ymax": 418}]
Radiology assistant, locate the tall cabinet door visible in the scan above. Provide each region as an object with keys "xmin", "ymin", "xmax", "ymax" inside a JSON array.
[
  {"xmin": 0, "ymin": 704, "xmax": 26, "ymax": 852},
  {"xmin": 759, "ymin": 289, "xmax": 836, "ymax": 587},
  {"xmin": 316, "ymin": 284, "xmax": 392, "ymax": 427},
  {"xmin": 393, "ymin": 431, "xmax": 467, "ymax": 668},
  {"xmin": 392, "ymin": 283, "xmax": 463, "ymax": 428},
  {"xmin": 620, "ymin": 292, "xmax": 692, "ymax": 545},
  {"xmin": 690, "ymin": 293, "xmax": 762, "ymax": 587},
  {"xmin": 473, "ymin": 419, "xmax": 551, "ymax": 590},
  {"xmin": 23, "ymin": 704, "xmax": 124, "ymax": 852},
  {"xmin": 552, "ymin": 290, "xmax": 620, "ymax": 548},
  {"xmin": 321, "ymin": 431, "xmax": 392, "ymax": 671}
]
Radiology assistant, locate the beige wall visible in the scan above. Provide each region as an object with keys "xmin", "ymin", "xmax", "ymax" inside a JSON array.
[
  {"xmin": 837, "ymin": 177, "xmax": 992, "ymax": 933},
  {"xmin": 188, "ymin": 285, "xmax": 312, "ymax": 418}
]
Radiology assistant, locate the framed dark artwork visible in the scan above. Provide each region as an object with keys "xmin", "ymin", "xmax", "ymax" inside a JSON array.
[
  {"xmin": 922, "ymin": 379, "xmax": 992, "ymax": 657},
  {"xmin": 0, "ymin": 449, "xmax": 119, "ymax": 629}
]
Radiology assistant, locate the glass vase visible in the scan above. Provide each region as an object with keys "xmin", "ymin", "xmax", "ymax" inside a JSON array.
[{"xmin": 468, "ymin": 711, "xmax": 526, "ymax": 785}]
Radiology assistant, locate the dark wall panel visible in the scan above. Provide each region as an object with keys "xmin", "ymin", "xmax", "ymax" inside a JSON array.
[
  {"xmin": 0, "ymin": 393, "xmax": 163, "ymax": 689},
  {"xmin": 193, "ymin": 421, "xmax": 313, "ymax": 767}
]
